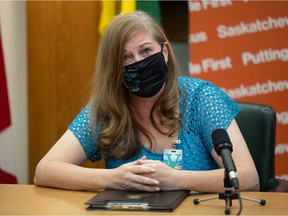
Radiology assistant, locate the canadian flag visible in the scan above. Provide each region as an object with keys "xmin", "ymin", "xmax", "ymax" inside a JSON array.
[{"xmin": 0, "ymin": 31, "xmax": 17, "ymax": 183}]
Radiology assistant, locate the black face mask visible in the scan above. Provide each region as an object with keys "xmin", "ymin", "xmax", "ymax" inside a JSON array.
[{"xmin": 123, "ymin": 50, "xmax": 167, "ymax": 98}]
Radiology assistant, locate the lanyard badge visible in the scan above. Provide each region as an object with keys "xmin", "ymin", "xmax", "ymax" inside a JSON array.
[{"xmin": 163, "ymin": 140, "xmax": 183, "ymax": 170}]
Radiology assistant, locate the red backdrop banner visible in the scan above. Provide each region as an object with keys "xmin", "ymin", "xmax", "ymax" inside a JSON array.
[{"xmin": 189, "ymin": 0, "xmax": 288, "ymax": 180}]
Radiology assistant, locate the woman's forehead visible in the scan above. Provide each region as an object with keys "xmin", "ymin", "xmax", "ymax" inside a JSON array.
[{"xmin": 124, "ymin": 30, "xmax": 156, "ymax": 50}]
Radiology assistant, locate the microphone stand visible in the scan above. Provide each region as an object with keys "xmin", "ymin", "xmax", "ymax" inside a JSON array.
[{"xmin": 193, "ymin": 171, "xmax": 266, "ymax": 215}]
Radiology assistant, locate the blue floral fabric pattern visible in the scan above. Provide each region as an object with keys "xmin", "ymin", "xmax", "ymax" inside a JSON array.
[
  {"xmin": 68, "ymin": 76, "xmax": 240, "ymax": 170},
  {"xmin": 123, "ymin": 67, "xmax": 140, "ymax": 93}
]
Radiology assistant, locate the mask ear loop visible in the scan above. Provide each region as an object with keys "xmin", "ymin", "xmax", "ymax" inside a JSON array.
[
  {"xmin": 160, "ymin": 43, "xmax": 164, "ymax": 52},
  {"xmin": 159, "ymin": 43, "xmax": 168, "ymax": 67}
]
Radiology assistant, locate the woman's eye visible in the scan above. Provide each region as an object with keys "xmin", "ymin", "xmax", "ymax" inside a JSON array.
[
  {"xmin": 142, "ymin": 48, "xmax": 152, "ymax": 55},
  {"xmin": 124, "ymin": 55, "xmax": 131, "ymax": 63}
]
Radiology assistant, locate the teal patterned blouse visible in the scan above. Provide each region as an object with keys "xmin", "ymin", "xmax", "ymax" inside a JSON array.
[{"xmin": 68, "ymin": 76, "xmax": 240, "ymax": 170}]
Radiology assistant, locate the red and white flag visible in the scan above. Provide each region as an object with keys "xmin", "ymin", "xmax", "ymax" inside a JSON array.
[{"xmin": 0, "ymin": 30, "xmax": 17, "ymax": 184}]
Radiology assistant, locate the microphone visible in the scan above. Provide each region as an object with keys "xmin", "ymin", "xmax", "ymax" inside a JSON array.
[{"xmin": 212, "ymin": 128, "xmax": 239, "ymax": 190}]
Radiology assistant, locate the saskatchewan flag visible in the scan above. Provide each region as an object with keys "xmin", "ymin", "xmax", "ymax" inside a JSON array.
[
  {"xmin": 98, "ymin": 1, "xmax": 117, "ymax": 35},
  {"xmin": 99, "ymin": 0, "xmax": 162, "ymax": 35},
  {"xmin": 136, "ymin": 1, "xmax": 161, "ymax": 26}
]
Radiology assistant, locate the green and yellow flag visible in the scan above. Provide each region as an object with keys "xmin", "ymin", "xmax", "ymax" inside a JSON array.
[
  {"xmin": 121, "ymin": 0, "xmax": 136, "ymax": 14},
  {"xmin": 98, "ymin": 1, "xmax": 117, "ymax": 35},
  {"xmin": 137, "ymin": 1, "xmax": 161, "ymax": 26},
  {"xmin": 98, "ymin": 0, "xmax": 161, "ymax": 35}
]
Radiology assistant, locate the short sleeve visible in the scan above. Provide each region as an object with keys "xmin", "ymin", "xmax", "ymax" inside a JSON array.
[
  {"xmin": 194, "ymin": 82, "xmax": 240, "ymax": 152},
  {"xmin": 68, "ymin": 105, "xmax": 101, "ymax": 162}
]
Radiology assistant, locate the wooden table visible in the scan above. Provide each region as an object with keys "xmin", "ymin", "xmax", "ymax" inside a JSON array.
[{"xmin": 0, "ymin": 184, "xmax": 287, "ymax": 215}]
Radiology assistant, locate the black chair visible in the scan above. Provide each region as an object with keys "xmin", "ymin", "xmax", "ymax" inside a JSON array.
[{"xmin": 235, "ymin": 102, "xmax": 279, "ymax": 192}]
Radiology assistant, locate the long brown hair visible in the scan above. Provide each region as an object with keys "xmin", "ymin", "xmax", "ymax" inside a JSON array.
[{"xmin": 89, "ymin": 11, "xmax": 181, "ymax": 159}]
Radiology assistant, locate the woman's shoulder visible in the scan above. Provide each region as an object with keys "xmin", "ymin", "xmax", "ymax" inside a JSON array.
[{"xmin": 178, "ymin": 75, "xmax": 212, "ymax": 92}]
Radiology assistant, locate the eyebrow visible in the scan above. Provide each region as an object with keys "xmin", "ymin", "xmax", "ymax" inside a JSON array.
[
  {"xmin": 139, "ymin": 42, "xmax": 153, "ymax": 47},
  {"xmin": 124, "ymin": 42, "xmax": 154, "ymax": 52}
]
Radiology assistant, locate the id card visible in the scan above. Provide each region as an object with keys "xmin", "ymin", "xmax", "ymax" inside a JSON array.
[{"xmin": 163, "ymin": 149, "xmax": 183, "ymax": 170}]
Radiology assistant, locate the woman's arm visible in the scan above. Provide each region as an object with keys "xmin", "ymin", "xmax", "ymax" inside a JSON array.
[
  {"xmin": 34, "ymin": 129, "xmax": 159, "ymax": 191},
  {"xmin": 138, "ymin": 119, "xmax": 260, "ymax": 192},
  {"xmin": 181, "ymin": 119, "xmax": 259, "ymax": 192}
]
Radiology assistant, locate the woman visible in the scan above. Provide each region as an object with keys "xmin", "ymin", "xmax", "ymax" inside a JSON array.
[{"xmin": 34, "ymin": 11, "xmax": 259, "ymax": 192}]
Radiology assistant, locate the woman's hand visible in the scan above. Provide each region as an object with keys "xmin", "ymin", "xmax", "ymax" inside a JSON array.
[
  {"xmin": 136, "ymin": 159, "xmax": 180, "ymax": 191},
  {"xmin": 107, "ymin": 158, "xmax": 160, "ymax": 192}
]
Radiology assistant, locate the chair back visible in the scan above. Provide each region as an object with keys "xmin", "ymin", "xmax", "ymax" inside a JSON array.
[{"xmin": 235, "ymin": 102, "xmax": 278, "ymax": 191}]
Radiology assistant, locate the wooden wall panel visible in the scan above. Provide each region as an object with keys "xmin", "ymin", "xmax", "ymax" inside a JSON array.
[{"xmin": 27, "ymin": 1, "xmax": 102, "ymax": 183}]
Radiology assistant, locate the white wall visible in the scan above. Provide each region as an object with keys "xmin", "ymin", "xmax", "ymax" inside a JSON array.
[{"xmin": 0, "ymin": 1, "xmax": 28, "ymax": 183}]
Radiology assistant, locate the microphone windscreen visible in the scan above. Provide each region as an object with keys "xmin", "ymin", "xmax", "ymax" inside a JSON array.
[
  {"xmin": 212, "ymin": 128, "xmax": 232, "ymax": 147},
  {"xmin": 212, "ymin": 128, "xmax": 233, "ymax": 155}
]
